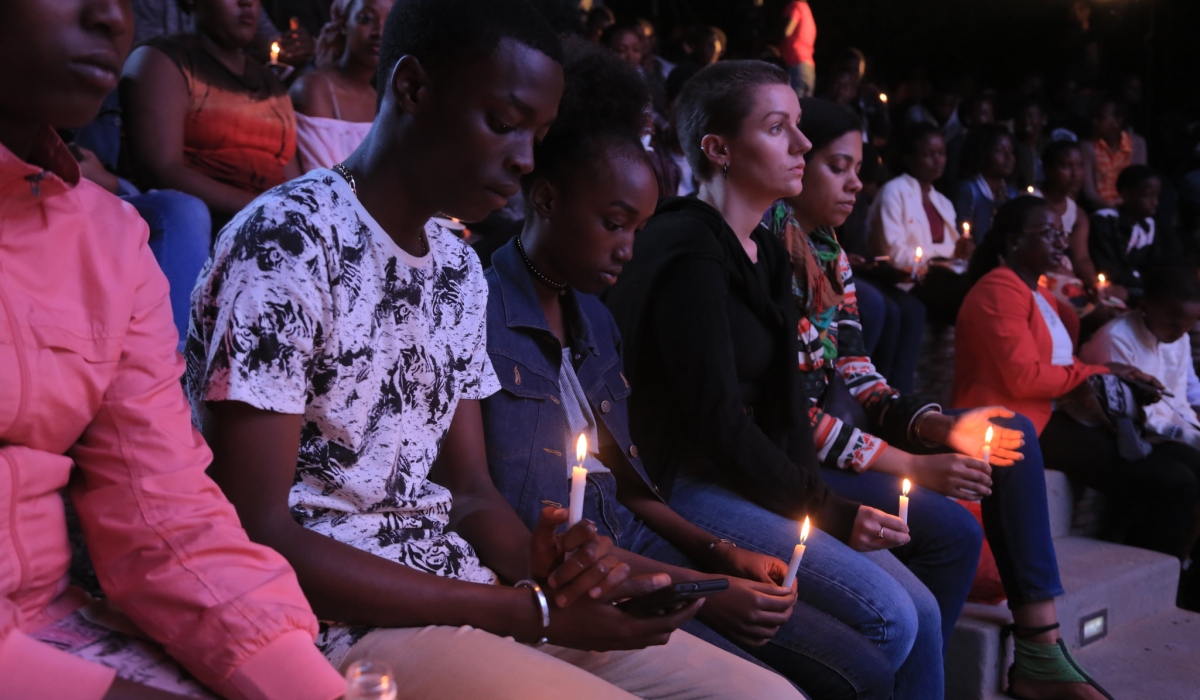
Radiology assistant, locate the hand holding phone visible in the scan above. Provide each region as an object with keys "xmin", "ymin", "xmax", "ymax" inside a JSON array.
[{"xmin": 617, "ymin": 579, "xmax": 730, "ymax": 617}]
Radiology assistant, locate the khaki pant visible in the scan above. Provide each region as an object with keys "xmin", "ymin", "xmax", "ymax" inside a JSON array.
[{"xmin": 340, "ymin": 625, "xmax": 803, "ymax": 699}]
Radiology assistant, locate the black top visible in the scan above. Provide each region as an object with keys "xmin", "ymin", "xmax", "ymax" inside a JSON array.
[
  {"xmin": 1088, "ymin": 210, "xmax": 1176, "ymax": 297},
  {"xmin": 604, "ymin": 197, "xmax": 861, "ymax": 542}
]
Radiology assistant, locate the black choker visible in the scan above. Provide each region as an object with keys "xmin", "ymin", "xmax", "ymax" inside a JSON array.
[{"xmin": 515, "ymin": 235, "xmax": 568, "ymax": 296}]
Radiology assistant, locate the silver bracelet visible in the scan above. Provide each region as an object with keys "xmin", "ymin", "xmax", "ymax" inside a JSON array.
[
  {"xmin": 515, "ymin": 579, "xmax": 550, "ymax": 647},
  {"xmin": 707, "ymin": 538, "xmax": 736, "ymax": 551}
]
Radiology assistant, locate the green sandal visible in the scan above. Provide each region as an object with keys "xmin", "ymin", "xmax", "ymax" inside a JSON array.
[{"xmin": 1002, "ymin": 623, "xmax": 1114, "ymax": 699}]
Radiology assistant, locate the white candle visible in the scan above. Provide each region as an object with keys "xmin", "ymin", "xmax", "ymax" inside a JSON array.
[
  {"xmin": 568, "ymin": 435, "xmax": 588, "ymax": 526},
  {"xmin": 962, "ymin": 222, "xmax": 971, "ymax": 239},
  {"xmin": 981, "ymin": 425, "xmax": 994, "ymax": 465},
  {"xmin": 270, "ymin": 41, "xmax": 281, "ymax": 65},
  {"xmin": 899, "ymin": 479, "xmax": 911, "ymax": 525},
  {"xmin": 912, "ymin": 247, "xmax": 923, "ymax": 281},
  {"xmin": 781, "ymin": 517, "xmax": 811, "ymax": 589}
]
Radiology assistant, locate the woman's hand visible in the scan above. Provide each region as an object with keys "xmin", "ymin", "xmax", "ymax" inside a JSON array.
[
  {"xmin": 696, "ymin": 578, "xmax": 796, "ymax": 648},
  {"xmin": 954, "ymin": 237, "xmax": 977, "ymax": 260},
  {"xmin": 707, "ymin": 542, "xmax": 790, "ymax": 585},
  {"xmin": 943, "ymin": 407, "xmax": 1025, "ymax": 466},
  {"xmin": 530, "ymin": 507, "xmax": 630, "ymax": 608},
  {"xmin": 911, "ymin": 453, "xmax": 993, "ymax": 500},
  {"xmin": 849, "ymin": 506, "xmax": 910, "ymax": 552}
]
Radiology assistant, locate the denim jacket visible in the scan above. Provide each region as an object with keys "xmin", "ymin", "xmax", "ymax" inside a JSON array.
[{"xmin": 480, "ymin": 239, "xmax": 663, "ymax": 528}]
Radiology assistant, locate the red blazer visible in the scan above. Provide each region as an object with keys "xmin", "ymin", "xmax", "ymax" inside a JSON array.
[{"xmin": 951, "ymin": 266, "xmax": 1108, "ymax": 434}]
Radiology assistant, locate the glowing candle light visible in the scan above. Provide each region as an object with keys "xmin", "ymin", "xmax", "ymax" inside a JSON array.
[
  {"xmin": 1097, "ymin": 273, "xmax": 1109, "ymax": 292},
  {"xmin": 568, "ymin": 435, "xmax": 588, "ymax": 526},
  {"xmin": 879, "ymin": 93, "xmax": 888, "ymax": 104},
  {"xmin": 781, "ymin": 517, "xmax": 811, "ymax": 589},
  {"xmin": 1027, "ymin": 185, "xmax": 1036, "ymax": 194},
  {"xmin": 270, "ymin": 41, "xmax": 281, "ymax": 65},
  {"xmin": 912, "ymin": 246, "xmax": 924, "ymax": 281},
  {"xmin": 899, "ymin": 479, "xmax": 911, "ymax": 525},
  {"xmin": 982, "ymin": 425, "xmax": 994, "ymax": 465},
  {"xmin": 962, "ymin": 222, "xmax": 971, "ymax": 239}
]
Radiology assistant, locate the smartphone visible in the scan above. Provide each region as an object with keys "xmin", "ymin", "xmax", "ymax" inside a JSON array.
[{"xmin": 617, "ymin": 579, "xmax": 730, "ymax": 617}]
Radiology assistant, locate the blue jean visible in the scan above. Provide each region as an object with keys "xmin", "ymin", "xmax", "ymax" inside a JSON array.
[
  {"xmin": 855, "ymin": 278, "xmax": 924, "ymax": 395},
  {"xmin": 581, "ymin": 473, "xmax": 892, "ymax": 700},
  {"xmin": 789, "ymin": 62, "xmax": 816, "ymax": 99},
  {"xmin": 668, "ymin": 474, "xmax": 943, "ymax": 700},
  {"xmin": 824, "ymin": 412, "xmax": 1063, "ymax": 641},
  {"xmin": 125, "ymin": 190, "xmax": 212, "ymax": 351}
]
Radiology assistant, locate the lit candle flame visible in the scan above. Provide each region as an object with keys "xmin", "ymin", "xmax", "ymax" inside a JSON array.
[
  {"xmin": 575, "ymin": 434, "xmax": 588, "ymax": 465},
  {"xmin": 1027, "ymin": 186, "xmax": 1035, "ymax": 194},
  {"xmin": 902, "ymin": 479, "xmax": 911, "ymax": 497},
  {"xmin": 879, "ymin": 93, "xmax": 888, "ymax": 104},
  {"xmin": 963, "ymin": 222, "xmax": 971, "ymax": 237},
  {"xmin": 1098, "ymin": 273, "xmax": 1106, "ymax": 285},
  {"xmin": 800, "ymin": 516, "xmax": 811, "ymax": 544},
  {"xmin": 984, "ymin": 426, "xmax": 994, "ymax": 446},
  {"xmin": 270, "ymin": 41, "xmax": 280, "ymax": 63},
  {"xmin": 914, "ymin": 246, "xmax": 923, "ymax": 261}
]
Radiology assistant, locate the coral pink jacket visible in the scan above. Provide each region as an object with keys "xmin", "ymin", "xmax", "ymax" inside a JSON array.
[
  {"xmin": 951, "ymin": 266, "xmax": 1107, "ymax": 434},
  {"xmin": 0, "ymin": 129, "xmax": 343, "ymax": 700}
]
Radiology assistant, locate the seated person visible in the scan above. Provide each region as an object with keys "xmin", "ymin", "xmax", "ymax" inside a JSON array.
[
  {"xmin": 481, "ymin": 41, "xmax": 889, "ymax": 700},
  {"xmin": 954, "ymin": 124, "xmax": 1019, "ymax": 243},
  {"xmin": 1012, "ymin": 99, "xmax": 1048, "ymax": 192},
  {"xmin": 121, "ymin": 0, "xmax": 299, "ymax": 225},
  {"xmin": 1081, "ymin": 265, "xmax": 1200, "ymax": 563},
  {"xmin": 290, "ymin": 0, "xmax": 393, "ymax": 172},
  {"xmin": 869, "ymin": 122, "xmax": 972, "ymax": 325},
  {"xmin": 957, "ymin": 196, "xmax": 1197, "ymax": 569},
  {"xmin": 1089, "ymin": 165, "xmax": 1167, "ymax": 304},
  {"xmin": 1080, "ymin": 98, "xmax": 1148, "ymax": 212},
  {"xmin": 606, "ymin": 60, "xmax": 942, "ymax": 700},
  {"xmin": 1039, "ymin": 139, "xmax": 1103, "ymax": 308},
  {"xmin": 602, "ymin": 22, "xmax": 644, "ymax": 70},
  {"xmin": 0, "ymin": 1, "xmax": 344, "ymax": 698},
  {"xmin": 67, "ymin": 93, "xmax": 212, "ymax": 350},
  {"xmin": 782, "ymin": 100, "xmax": 1112, "ymax": 700},
  {"xmin": 940, "ymin": 92, "xmax": 995, "ymax": 192},
  {"xmin": 187, "ymin": 3, "xmax": 797, "ymax": 698}
]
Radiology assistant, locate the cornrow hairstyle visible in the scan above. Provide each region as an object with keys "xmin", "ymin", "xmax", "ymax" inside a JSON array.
[
  {"xmin": 676, "ymin": 60, "xmax": 789, "ymax": 181},
  {"xmin": 376, "ymin": 0, "xmax": 562, "ymax": 104},
  {"xmin": 798, "ymin": 97, "xmax": 861, "ymax": 155},
  {"xmin": 525, "ymin": 37, "xmax": 652, "ymax": 195},
  {"xmin": 967, "ymin": 195, "xmax": 1050, "ymax": 284}
]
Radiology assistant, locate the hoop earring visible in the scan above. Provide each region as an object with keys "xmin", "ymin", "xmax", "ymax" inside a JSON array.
[{"xmin": 722, "ymin": 163, "xmax": 729, "ymax": 180}]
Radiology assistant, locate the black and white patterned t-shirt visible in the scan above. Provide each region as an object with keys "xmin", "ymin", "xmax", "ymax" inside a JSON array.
[{"xmin": 185, "ymin": 169, "xmax": 500, "ymax": 663}]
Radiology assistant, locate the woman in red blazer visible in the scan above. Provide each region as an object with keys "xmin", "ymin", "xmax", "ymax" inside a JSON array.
[{"xmin": 955, "ymin": 196, "xmax": 1197, "ymax": 564}]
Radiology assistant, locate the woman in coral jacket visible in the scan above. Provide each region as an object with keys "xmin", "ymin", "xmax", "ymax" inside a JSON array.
[
  {"xmin": 0, "ymin": 1, "xmax": 345, "ymax": 699},
  {"xmin": 955, "ymin": 195, "xmax": 1196, "ymax": 566}
]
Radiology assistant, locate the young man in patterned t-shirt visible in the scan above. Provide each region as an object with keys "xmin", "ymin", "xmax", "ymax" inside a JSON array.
[{"xmin": 185, "ymin": 1, "xmax": 801, "ymax": 698}]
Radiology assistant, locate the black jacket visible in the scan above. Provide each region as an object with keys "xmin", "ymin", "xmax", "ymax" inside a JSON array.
[{"xmin": 604, "ymin": 197, "xmax": 860, "ymax": 542}]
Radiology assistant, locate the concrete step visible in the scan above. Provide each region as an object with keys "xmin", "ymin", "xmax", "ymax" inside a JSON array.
[
  {"xmin": 947, "ymin": 536, "xmax": 1181, "ymax": 699},
  {"xmin": 1044, "ymin": 469, "xmax": 1107, "ymax": 540},
  {"xmin": 974, "ymin": 609, "xmax": 1200, "ymax": 700}
]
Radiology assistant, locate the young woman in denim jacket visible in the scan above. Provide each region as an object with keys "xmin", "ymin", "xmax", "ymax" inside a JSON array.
[{"xmin": 480, "ymin": 42, "xmax": 891, "ymax": 700}]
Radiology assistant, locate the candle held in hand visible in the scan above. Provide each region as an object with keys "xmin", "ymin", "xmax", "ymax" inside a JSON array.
[
  {"xmin": 962, "ymin": 222, "xmax": 971, "ymax": 239},
  {"xmin": 270, "ymin": 41, "xmax": 281, "ymax": 65},
  {"xmin": 899, "ymin": 479, "xmax": 911, "ymax": 524},
  {"xmin": 912, "ymin": 247, "xmax": 924, "ymax": 281},
  {"xmin": 982, "ymin": 425, "xmax": 994, "ymax": 465},
  {"xmin": 781, "ymin": 516, "xmax": 811, "ymax": 589},
  {"xmin": 568, "ymin": 435, "xmax": 588, "ymax": 526}
]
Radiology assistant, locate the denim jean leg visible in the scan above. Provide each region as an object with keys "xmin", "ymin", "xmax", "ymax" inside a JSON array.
[
  {"xmin": 961, "ymin": 411, "xmax": 1064, "ymax": 607},
  {"xmin": 821, "ymin": 467, "xmax": 981, "ymax": 649},
  {"xmin": 125, "ymin": 190, "xmax": 212, "ymax": 351},
  {"xmin": 862, "ymin": 549, "xmax": 945, "ymax": 700},
  {"xmin": 613, "ymin": 482, "xmax": 892, "ymax": 699},
  {"xmin": 667, "ymin": 475, "xmax": 921, "ymax": 678}
]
